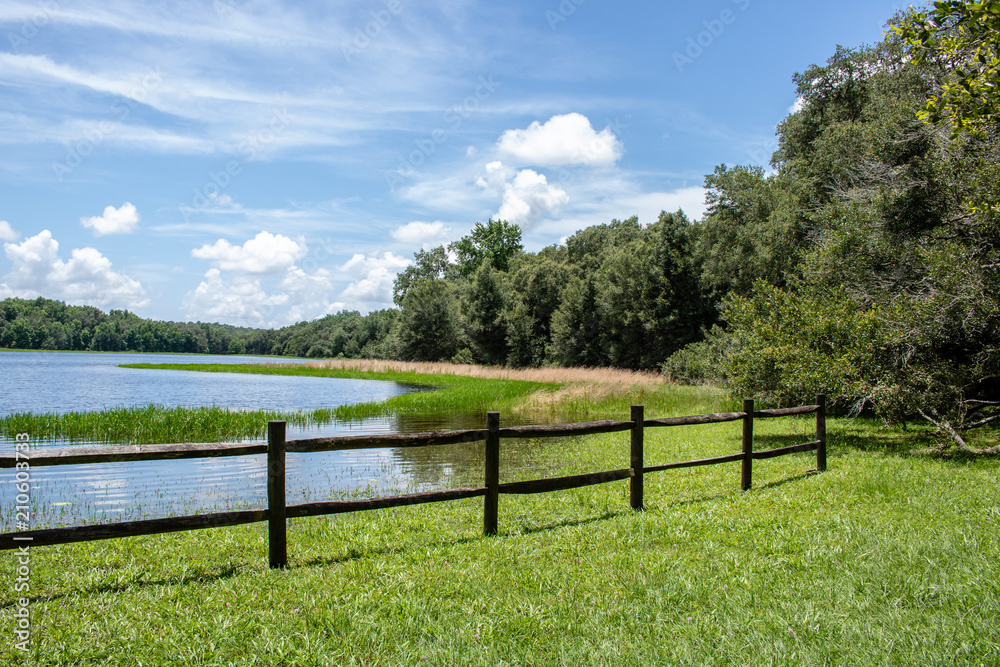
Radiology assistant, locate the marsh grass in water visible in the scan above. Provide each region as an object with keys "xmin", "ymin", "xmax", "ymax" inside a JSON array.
[
  {"xmin": 2, "ymin": 360, "xmax": 693, "ymax": 446},
  {"xmin": 0, "ymin": 404, "xmax": 296, "ymax": 445}
]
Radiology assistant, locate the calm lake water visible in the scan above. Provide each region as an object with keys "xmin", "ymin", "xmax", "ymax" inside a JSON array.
[{"xmin": 0, "ymin": 351, "xmax": 534, "ymax": 530}]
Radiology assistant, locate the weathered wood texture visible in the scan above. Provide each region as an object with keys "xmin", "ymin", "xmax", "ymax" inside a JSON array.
[
  {"xmin": 751, "ymin": 440, "xmax": 821, "ymax": 460},
  {"xmin": 644, "ymin": 411, "xmax": 746, "ymax": 427},
  {"xmin": 499, "ymin": 468, "xmax": 633, "ymax": 495},
  {"xmin": 484, "ymin": 412, "xmax": 500, "ymax": 536},
  {"xmin": 753, "ymin": 405, "xmax": 820, "ymax": 418},
  {"xmin": 816, "ymin": 394, "xmax": 827, "ymax": 471},
  {"xmin": 630, "ymin": 405, "xmax": 643, "ymax": 510},
  {"xmin": 498, "ymin": 420, "xmax": 633, "ymax": 438},
  {"xmin": 267, "ymin": 420, "xmax": 287, "ymax": 569},
  {"xmin": 287, "ymin": 487, "xmax": 487, "ymax": 518},
  {"xmin": 643, "ymin": 452, "xmax": 745, "ymax": 473},
  {"xmin": 0, "ymin": 509, "xmax": 268, "ymax": 550},
  {"xmin": 287, "ymin": 428, "xmax": 487, "ymax": 453},
  {"xmin": 0, "ymin": 441, "xmax": 268, "ymax": 468},
  {"xmin": 742, "ymin": 399, "xmax": 754, "ymax": 492}
]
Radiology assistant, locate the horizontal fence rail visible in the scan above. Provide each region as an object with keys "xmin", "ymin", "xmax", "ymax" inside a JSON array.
[{"xmin": 1, "ymin": 395, "xmax": 827, "ymax": 568}]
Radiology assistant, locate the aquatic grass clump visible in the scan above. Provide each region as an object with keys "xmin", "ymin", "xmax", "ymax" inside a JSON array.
[
  {"xmin": 124, "ymin": 362, "xmax": 559, "ymax": 421},
  {"xmin": 0, "ymin": 404, "xmax": 302, "ymax": 445},
  {"xmin": 120, "ymin": 360, "xmax": 736, "ymax": 422},
  {"xmin": 6, "ymin": 361, "xmax": 790, "ymax": 446}
]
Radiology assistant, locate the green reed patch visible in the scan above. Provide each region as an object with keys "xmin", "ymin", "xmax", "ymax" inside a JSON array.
[{"xmin": 124, "ymin": 362, "xmax": 555, "ymax": 418}]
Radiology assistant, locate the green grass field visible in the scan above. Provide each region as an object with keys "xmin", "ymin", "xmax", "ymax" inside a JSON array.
[{"xmin": 2, "ymin": 365, "xmax": 998, "ymax": 665}]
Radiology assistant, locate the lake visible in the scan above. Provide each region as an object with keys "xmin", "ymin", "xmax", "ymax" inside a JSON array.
[{"xmin": 0, "ymin": 351, "xmax": 534, "ymax": 530}]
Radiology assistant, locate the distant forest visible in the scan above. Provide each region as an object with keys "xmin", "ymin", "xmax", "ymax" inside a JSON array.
[
  {"xmin": 3, "ymin": 6, "xmax": 998, "ymax": 450},
  {"xmin": 0, "ymin": 296, "xmax": 397, "ymax": 359}
]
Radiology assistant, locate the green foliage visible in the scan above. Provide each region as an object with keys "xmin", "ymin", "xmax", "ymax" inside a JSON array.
[
  {"xmin": 504, "ymin": 253, "xmax": 571, "ymax": 367},
  {"xmin": 274, "ymin": 309, "xmax": 398, "ymax": 359},
  {"xmin": 449, "ymin": 218, "xmax": 523, "ymax": 277},
  {"xmin": 392, "ymin": 246, "xmax": 458, "ymax": 306},
  {"xmin": 681, "ymin": 27, "xmax": 1000, "ymax": 450},
  {"xmin": 462, "ymin": 263, "xmax": 509, "ymax": 365},
  {"xmin": 694, "ymin": 165, "xmax": 806, "ymax": 300},
  {"xmin": 396, "ymin": 278, "xmax": 464, "ymax": 361},
  {"xmin": 661, "ymin": 325, "xmax": 732, "ymax": 385},
  {"xmin": 0, "ymin": 296, "xmax": 248, "ymax": 354},
  {"xmin": 549, "ymin": 213, "xmax": 714, "ymax": 370},
  {"xmin": 0, "ymin": 296, "xmax": 400, "ymax": 361},
  {"xmin": 548, "ymin": 277, "xmax": 604, "ymax": 367},
  {"xmin": 892, "ymin": 0, "xmax": 1000, "ymax": 138},
  {"xmin": 721, "ymin": 283, "xmax": 892, "ymax": 412}
]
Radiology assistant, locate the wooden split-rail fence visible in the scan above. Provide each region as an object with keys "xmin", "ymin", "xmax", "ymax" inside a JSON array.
[{"xmin": 1, "ymin": 396, "xmax": 827, "ymax": 568}]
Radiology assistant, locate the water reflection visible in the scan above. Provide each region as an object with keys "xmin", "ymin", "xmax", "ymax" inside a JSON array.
[{"xmin": 5, "ymin": 411, "xmax": 551, "ymax": 530}]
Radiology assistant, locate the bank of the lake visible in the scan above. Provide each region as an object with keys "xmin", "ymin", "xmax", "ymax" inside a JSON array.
[
  {"xmin": 1, "ymin": 358, "xmax": 691, "ymax": 529},
  {"xmin": 2, "ymin": 402, "xmax": 997, "ymax": 666},
  {"xmin": 0, "ymin": 350, "xmax": 407, "ymax": 418}
]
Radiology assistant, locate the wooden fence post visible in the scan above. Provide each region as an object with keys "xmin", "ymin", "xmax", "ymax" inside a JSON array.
[
  {"xmin": 741, "ymin": 399, "xmax": 754, "ymax": 491},
  {"xmin": 267, "ymin": 420, "xmax": 287, "ymax": 569},
  {"xmin": 484, "ymin": 411, "xmax": 500, "ymax": 536},
  {"xmin": 630, "ymin": 405, "xmax": 644, "ymax": 510},
  {"xmin": 816, "ymin": 394, "xmax": 827, "ymax": 472}
]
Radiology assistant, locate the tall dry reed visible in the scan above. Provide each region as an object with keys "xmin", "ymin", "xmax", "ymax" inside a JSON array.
[{"xmin": 298, "ymin": 359, "xmax": 667, "ymax": 387}]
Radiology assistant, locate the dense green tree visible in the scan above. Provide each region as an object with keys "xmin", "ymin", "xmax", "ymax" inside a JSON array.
[
  {"xmin": 648, "ymin": 211, "xmax": 716, "ymax": 359},
  {"xmin": 693, "ymin": 165, "xmax": 807, "ymax": 301},
  {"xmin": 548, "ymin": 277, "xmax": 603, "ymax": 367},
  {"xmin": 395, "ymin": 279, "xmax": 464, "ymax": 362},
  {"xmin": 449, "ymin": 219, "xmax": 523, "ymax": 277},
  {"xmin": 392, "ymin": 246, "xmax": 458, "ymax": 306},
  {"xmin": 683, "ymin": 20, "xmax": 1000, "ymax": 452},
  {"xmin": 504, "ymin": 252, "xmax": 572, "ymax": 367},
  {"xmin": 893, "ymin": 0, "xmax": 1000, "ymax": 138},
  {"xmin": 462, "ymin": 263, "xmax": 509, "ymax": 365}
]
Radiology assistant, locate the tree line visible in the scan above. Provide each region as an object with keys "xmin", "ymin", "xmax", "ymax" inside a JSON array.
[
  {"xmin": 3, "ymin": 4, "xmax": 996, "ymax": 450},
  {"xmin": 668, "ymin": 4, "xmax": 999, "ymax": 453},
  {"xmin": 0, "ymin": 297, "xmax": 397, "ymax": 359}
]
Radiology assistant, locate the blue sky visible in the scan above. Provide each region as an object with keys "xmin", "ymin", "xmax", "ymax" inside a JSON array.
[{"xmin": 0, "ymin": 0, "xmax": 909, "ymax": 327}]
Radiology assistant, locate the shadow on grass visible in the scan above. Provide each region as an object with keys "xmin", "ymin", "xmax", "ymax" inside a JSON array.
[
  {"xmin": 643, "ymin": 469, "xmax": 821, "ymax": 508},
  {"xmin": 0, "ymin": 465, "xmax": 853, "ymax": 606},
  {"xmin": 830, "ymin": 418, "xmax": 1000, "ymax": 461},
  {"xmin": 0, "ymin": 562, "xmax": 248, "ymax": 610},
  {"xmin": 503, "ymin": 510, "xmax": 622, "ymax": 537}
]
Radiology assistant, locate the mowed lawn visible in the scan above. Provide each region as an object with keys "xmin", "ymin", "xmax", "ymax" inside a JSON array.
[{"xmin": 1, "ymin": 374, "xmax": 998, "ymax": 665}]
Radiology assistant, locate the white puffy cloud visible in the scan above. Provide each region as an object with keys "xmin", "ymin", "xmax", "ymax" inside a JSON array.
[
  {"xmin": 338, "ymin": 252, "xmax": 411, "ymax": 308},
  {"xmin": 0, "ymin": 230, "xmax": 148, "ymax": 308},
  {"xmin": 191, "ymin": 231, "xmax": 307, "ymax": 274},
  {"xmin": 182, "ymin": 268, "xmax": 289, "ymax": 327},
  {"xmin": 183, "ymin": 236, "xmax": 410, "ymax": 326},
  {"xmin": 476, "ymin": 161, "xmax": 569, "ymax": 229},
  {"xmin": 390, "ymin": 221, "xmax": 453, "ymax": 247},
  {"xmin": 0, "ymin": 220, "xmax": 18, "ymax": 242},
  {"xmin": 80, "ymin": 202, "xmax": 140, "ymax": 236},
  {"xmin": 276, "ymin": 266, "xmax": 341, "ymax": 323},
  {"xmin": 182, "ymin": 266, "xmax": 341, "ymax": 328},
  {"xmin": 496, "ymin": 113, "xmax": 623, "ymax": 168}
]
